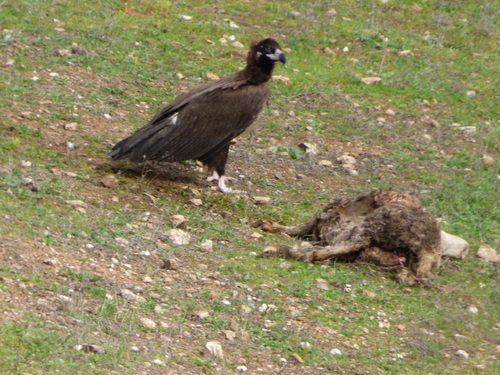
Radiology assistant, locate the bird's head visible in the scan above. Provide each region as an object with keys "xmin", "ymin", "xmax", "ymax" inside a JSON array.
[{"xmin": 249, "ymin": 38, "xmax": 286, "ymax": 70}]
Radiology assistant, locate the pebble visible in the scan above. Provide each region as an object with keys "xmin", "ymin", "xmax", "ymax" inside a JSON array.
[
  {"xmin": 64, "ymin": 122, "xmax": 78, "ymax": 130},
  {"xmin": 140, "ymin": 318, "xmax": 157, "ymax": 330},
  {"xmin": 200, "ymin": 239, "xmax": 213, "ymax": 252},
  {"xmin": 476, "ymin": 245, "xmax": 500, "ymax": 263},
  {"xmin": 455, "ymin": 349, "xmax": 469, "ymax": 359},
  {"xmin": 330, "ymin": 348, "xmax": 342, "ymax": 355},
  {"xmin": 360, "ymin": 77, "xmax": 382, "ymax": 85},
  {"xmin": 253, "ymin": 196, "xmax": 271, "ymax": 205},
  {"xmin": 318, "ymin": 159, "xmax": 333, "ymax": 167},
  {"xmin": 130, "ymin": 346, "xmax": 140, "ymax": 352},
  {"xmin": 165, "ymin": 229, "xmax": 191, "ymax": 245},
  {"xmin": 100, "ymin": 174, "xmax": 119, "ymax": 188},
  {"xmin": 171, "ymin": 214, "xmax": 188, "ymax": 228},
  {"xmin": 465, "ymin": 90, "xmax": 476, "ymax": 98},
  {"xmin": 467, "ymin": 306, "xmax": 479, "ymax": 314},
  {"xmin": 236, "ymin": 365, "xmax": 248, "ymax": 372},
  {"xmin": 272, "ymin": 75, "xmax": 291, "ymax": 84},
  {"xmin": 205, "ymin": 341, "xmax": 224, "ymax": 358}
]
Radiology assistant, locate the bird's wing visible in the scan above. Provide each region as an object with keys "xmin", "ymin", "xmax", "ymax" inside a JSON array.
[{"xmin": 111, "ymin": 78, "xmax": 269, "ymax": 162}]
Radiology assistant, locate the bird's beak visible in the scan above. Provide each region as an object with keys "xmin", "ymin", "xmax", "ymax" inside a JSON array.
[{"xmin": 268, "ymin": 49, "xmax": 287, "ymax": 63}]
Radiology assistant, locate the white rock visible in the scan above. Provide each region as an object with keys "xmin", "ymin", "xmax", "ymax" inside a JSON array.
[
  {"xmin": 459, "ymin": 126, "xmax": 477, "ymax": 134},
  {"xmin": 205, "ymin": 341, "xmax": 224, "ymax": 358},
  {"xmin": 200, "ymin": 239, "xmax": 213, "ymax": 252},
  {"xmin": 187, "ymin": 198, "xmax": 203, "ymax": 206},
  {"xmin": 236, "ymin": 365, "xmax": 248, "ymax": 372},
  {"xmin": 338, "ymin": 154, "xmax": 356, "ymax": 164},
  {"xmin": 455, "ymin": 349, "xmax": 469, "ymax": 358},
  {"xmin": 140, "ymin": 318, "xmax": 157, "ymax": 330},
  {"xmin": 467, "ymin": 306, "xmax": 478, "ymax": 314},
  {"xmin": 180, "ymin": 15, "xmax": 192, "ymax": 20},
  {"xmin": 272, "ymin": 75, "xmax": 291, "ymax": 84},
  {"xmin": 232, "ymin": 41, "xmax": 244, "ymax": 49},
  {"xmin": 121, "ymin": 289, "xmax": 146, "ymax": 303},
  {"xmin": 465, "ymin": 91, "xmax": 476, "ymax": 98},
  {"xmin": 318, "ymin": 159, "xmax": 333, "ymax": 167},
  {"xmin": 360, "ymin": 77, "xmax": 382, "ymax": 85},
  {"xmin": 153, "ymin": 359, "xmax": 164, "ymax": 365},
  {"xmin": 103, "ymin": 113, "xmax": 112, "ymax": 120},
  {"xmin": 229, "ymin": 21, "xmax": 240, "ymax": 29},
  {"xmin": 386, "ymin": 109, "xmax": 396, "ymax": 115},
  {"xmin": 481, "ymin": 155, "xmax": 494, "ymax": 165},
  {"xmin": 440, "ymin": 231, "xmax": 469, "ymax": 259},
  {"xmin": 166, "ymin": 229, "xmax": 191, "ymax": 245},
  {"xmin": 330, "ymin": 348, "xmax": 342, "ymax": 355},
  {"xmin": 476, "ymin": 245, "xmax": 500, "ymax": 263},
  {"xmin": 130, "ymin": 346, "xmax": 140, "ymax": 352}
]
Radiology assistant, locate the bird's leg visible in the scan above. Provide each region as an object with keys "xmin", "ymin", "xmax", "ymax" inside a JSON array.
[{"xmin": 206, "ymin": 170, "xmax": 219, "ymax": 182}]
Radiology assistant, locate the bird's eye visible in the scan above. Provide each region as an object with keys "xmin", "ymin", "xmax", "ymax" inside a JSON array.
[{"xmin": 262, "ymin": 45, "xmax": 273, "ymax": 54}]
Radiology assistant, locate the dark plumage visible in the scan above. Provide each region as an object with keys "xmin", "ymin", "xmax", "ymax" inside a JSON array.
[{"xmin": 109, "ymin": 38, "xmax": 286, "ymax": 192}]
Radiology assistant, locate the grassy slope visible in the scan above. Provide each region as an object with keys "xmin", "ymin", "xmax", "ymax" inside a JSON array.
[{"xmin": 1, "ymin": 0, "xmax": 499, "ymax": 374}]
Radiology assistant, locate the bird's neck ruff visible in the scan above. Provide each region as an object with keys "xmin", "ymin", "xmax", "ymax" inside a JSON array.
[{"xmin": 242, "ymin": 64, "xmax": 275, "ymax": 85}]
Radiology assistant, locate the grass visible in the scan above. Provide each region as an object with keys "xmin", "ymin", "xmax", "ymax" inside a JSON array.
[{"xmin": 0, "ymin": 0, "xmax": 499, "ymax": 374}]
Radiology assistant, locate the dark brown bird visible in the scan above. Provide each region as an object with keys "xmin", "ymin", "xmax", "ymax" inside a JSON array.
[{"xmin": 109, "ymin": 38, "xmax": 286, "ymax": 192}]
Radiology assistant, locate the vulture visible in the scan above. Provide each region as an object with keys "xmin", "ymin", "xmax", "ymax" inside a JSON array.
[{"xmin": 109, "ymin": 38, "xmax": 286, "ymax": 192}]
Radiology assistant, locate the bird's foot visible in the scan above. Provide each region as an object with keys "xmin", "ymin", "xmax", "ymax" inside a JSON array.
[{"xmin": 210, "ymin": 175, "xmax": 243, "ymax": 194}]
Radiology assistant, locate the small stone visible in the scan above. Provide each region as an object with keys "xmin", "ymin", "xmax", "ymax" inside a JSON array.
[
  {"xmin": 187, "ymin": 198, "xmax": 203, "ymax": 206},
  {"xmin": 103, "ymin": 113, "xmax": 112, "ymax": 120},
  {"xmin": 49, "ymin": 72, "xmax": 59, "ymax": 77},
  {"xmin": 165, "ymin": 229, "xmax": 191, "ymax": 245},
  {"xmin": 236, "ymin": 365, "xmax": 248, "ymax": 372},
  {"xmin": 200, "ymin": 239, "xmax": 213, "ymax": 252},
  {"xmin": 459, "ymin": 126, "xmax": 477, "ymax": 135},
  {"xmin": 343, "ymin": 46, "xmax": 349, "ymax": 52},
  {"xmin": 161, "ymin": 258, "xmax": 180, "ymax": 270},
  {"xmin": 223, "ymin": 330, "xmax": 237, "ymax": 341},
  {"xmin": 272, "ymin": 75, "xmax": 291, "ymax": 84},
  {"xmin": 232, "ymin": 41, "xmax": 244, "ymax": 49},
  {"xmin": 299, "ymin": 342, "xmax": 312, "ymax": 350},
  {"xmin": 180, "ymin": 15, "xmax": 192, "ymax": 21},
  {"xmin": 338, "ymin": 154, "xmax": 356, "ymax": 164},
  {"xmin": 21, "ymin": 160, "xmax": 32, "ymax": 167},
  {"xmin": 171, "ymin": 214, "xmax": 188, "ymax": 228},
  {"xmin": 205, "ymin": 341, "xmax": 224, "ymax": 358},
  {"xmin": 326, "ymin": 8, "xmax": 337, "ymax": 16},
  {"xmin": 316, "ymin": 278, "xmax": 330, "ymax": 290},
  {"xmin": 206, "ymin": 72, "xmax": 220, "ymax": 81},
  {"xmin": 130, "ymin": 346, "xmax": 140, "ymax": 352},
  {"xmin": 362, "ymin": 289, "xmax": 376, "ymax": 298},
  {"xmin": 481, "ymin": 155, "xmax": 494, "ymax": 165},
  {"xmin": 140, "ymin": 318, "xmax": 157, "ymax": 330},
  {"xmin": 152, "ymin": 359, "xmax": 164, "ymax": 365},
  {"xmin": 318, "ymin": 159, "xmax": 333, "ymax": 167},
  {"xmin": 64, "ymin": 122, "xmax": 78, "ymax": 130},
  {"xmin": 43, "ymin": 258, "xmax": 59, "ymax": 266},
  {"xmin": 100, "ymin": 174, "xmax": 119, "ymax": 188},
  {"xmin": 323, "ymin": 47, "xmax": 335, "ymax": 55},
  {"xmin": 143, "ymin": 276, "xmax": 152, "ymax": 283},
  {"xmin": 455, "ymin": 349, "xmax": 469, "ymax": 359},
  {"xmin": 360, "ymin": 77, "xmax": 382, "ymax": 85},
  {"xmin": 386, "ymin": 109, "xmax": 396, "ymax": 115},
  {"xmin": 65, "ymin": 200, "xmax": 88, "ymax": 208},
  {"xmin": 467, "ymin": 306, "xmax": 479, "ymax": 314},
  {"xmin": 476, "ymin": 245, "xmax": 500, "ymax": 263},
  {"xmin": 4, "ymin": 58, "xmax": 14, "ymax": 66},
  {"xmin": 193, "ymin": 310, "xmax": 210, "ymax": 320},
  {"xmin": 398, "ymin": 50, "xmax": 413, "ymax": 56},
  {"xmin": 56, "ymin": 49, "xmax": 71, "ymax": 57},
  {"xmin": 330, "ymin": 348, "xmax": 342, "ymax": 355},
  {"xmin": 298, "ymin": 142, "xmax": 318, "ymax": 156},
  {"xmin": 253, "ymin": 196, "xmax": 271, "ymax": 205},
  {"xmin": 465, "ymin": 90, "xmax": 476, "ymax": 98}
]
